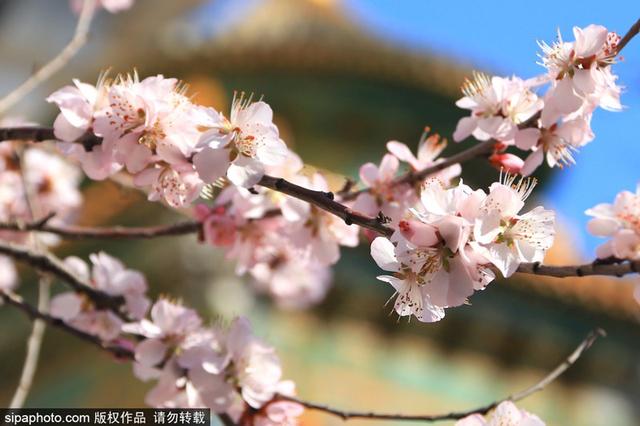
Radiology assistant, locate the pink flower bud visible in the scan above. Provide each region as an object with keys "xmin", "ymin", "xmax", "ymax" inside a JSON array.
[{"xmin": 490, "ymin": 153, "xmax": 524, "ymax": 174}]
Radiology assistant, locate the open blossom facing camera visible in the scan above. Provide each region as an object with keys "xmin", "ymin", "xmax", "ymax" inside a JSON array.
[
  {"xmin": 472, "ymin": 175, "xmax": 555, "ymax": 277},
  {"xmin": 455, "ymin": 401, "xmax": 544, "ymax": 426},
  {"xmin": 194, "ymin": 94, "xmax": 288, "ymax": 188},
  {"xmin": 453, "ymin": 73, "xmax": 542, "ymax": 144},
  {"xmin": 515, "ymin": 116, "xmax": 593, "ymax": 176},
  {"xmin": 586, "ymin": 184, "xmax": 640, "ymax": 259},
  {"xmin": 371, "ymin": 176, "xmax": 554, "ymax": 322},
  {"xmin": 540, "ymin": 24, "xmax": 622, "ymax": 115}
]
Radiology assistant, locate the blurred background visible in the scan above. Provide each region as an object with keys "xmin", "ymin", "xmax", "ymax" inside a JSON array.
[{"xmin": 0, "ymin": 0, "xmax": 639, "ymax": 424}]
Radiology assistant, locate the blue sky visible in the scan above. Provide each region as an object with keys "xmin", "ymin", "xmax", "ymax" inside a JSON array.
[{"xmin": 198, "ymin": 0, "xmax": 640, "ymax": 257}]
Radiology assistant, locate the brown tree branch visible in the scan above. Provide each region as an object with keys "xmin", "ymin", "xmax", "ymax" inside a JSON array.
[
  {"xmin": 280, "ymin": 328, "xmax": 605, "ymax": 422},
  {"xmin": 0, "ymin": 217, "xmax": 202, "ymax": 240},
  {"xmin": 0, "ymin": 290, "xmax": 133, "ymax": 359},
  {"xmin": 258, "ymin": 175, "xmax": 393, "ymax": 237},
  {"xmin": 0, "ymin": 241, "xmax": 124, "ymax": 311},
  {"xmin": 617, "ymin": 18, "xmax": 640, "ymax": 55},
  {"xmin": 340, "ymin": 139, "xmax": 495, "ymax": 202},
  {"xmin": 0, "ymin": 126, "xmax": 102, "ymax": 151}
]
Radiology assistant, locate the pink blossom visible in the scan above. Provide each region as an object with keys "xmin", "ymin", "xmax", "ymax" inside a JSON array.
[
  {"xmin": 352, "ymin": 153, "xmax": 414, "ymax": 224},
  {"xmin": 22, "ymin": 148, "xmax": 83, "ymax": 217},
  {"xmin": 472, "ymin": 176, "xmax": 555, "ymax": 277},
  {"xmin": 129, "ymin": 312, "xmax": 300, "ymax": 416},
  {"xmin": 0, "ymin": 140, "xmax": 82, "ymax": 248},
  {"xmin": 250, "ymin": 241, "xmax": 333, "ymax": 309},
  {"xmin": 489, "ymin": 152, "xmax": 524, "ymax": 174},
  {"xmin": 0, "ymin": 255, "xmax": 17, "ymax": 292},
  {"xmin": 50, "ymin": 253, "xmax": 150, "ymax": 340},
  {"xmin": 515, "ymin": 116, "xmax": 593, "ymax": 176},
  {"xmin": 586, "ymin": 184, "xmax": 640, "ymax": 259},
  {"xmin": 539, "ymin": 25, "xmax": 622, "ymax": 115},
  {"xmin": 453, "ymin": 73, "xmax": 542, "ymax": 144},
  {"xmin": 455, "ymin": 401, "xmax": 544, "ymax": 425},
  {"xmin": 387, "ymin": 130, "xmax": 461, "ymax": 184},
  {"xmin": 226, "ymin": 317, "xmax": 284, "ymax": 409},
  {"xmin": 50, "ymin": 291, "xmax": 123, "ymax": 341},
  {"xmin": 48, "ymin": 76, "xmax": 121, "ymax": 180},
  {"xmin": 94, "ymin": 74, "xmax": 200, "ymax": 170},
  {"xmin": 254, "ymin": 400, "xmax": 304, "ymax": 426},
  {"xmin": 47, "ymin": 78, "xmax": 106, "ymax": 142},
  {"xmin": 282, "ymin": 173, "xmax": 359, "ymax": 265},
  {"xmin": 195, "ymin": 95, "xmax": 288, "ymax": 188},
  {"xmin": 371, "ymin": 176, "xmax": 550, "ymax": 322},
  {"xmin": 194, "ymin": 204, "xmax": 237, "ymax": 247},
  {"xmin": 254, "ymin": 382, "xmax": 304, "ymax": 426},
  {"xmin": 123, "ymin": 298, "xmax": 202, "ymax": 368},
  {"xmin": 370, "ymin": 236, "xmax": 445, "ymax": 322},
  {"xmin": 134, "ymin": 164, "xmax": 203, "ymax": 208}
]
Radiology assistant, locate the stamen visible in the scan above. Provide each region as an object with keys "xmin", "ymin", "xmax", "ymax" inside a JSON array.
[{"xmin": 461, "ymin": 71, "xmax": 491, "ymax": 99}]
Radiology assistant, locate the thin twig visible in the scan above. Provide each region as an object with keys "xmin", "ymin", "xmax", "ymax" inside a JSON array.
[
  {"xmin": 280, "ymin": 329, "xmax": 605, "ymax": 422},
  {"xmin": 0, "ymin": 240, "xmax": 124, "ymax": 311},
  {"xmin": 10, "ymin": 148, "xmax": 53, "ymax": 409},
  {"xmin": 0, "ymin": 0, "xmax": 97, "ymax": 115},
  {"xmin": 0, "ymin": 218, "xmax": 202, "ymax": 240},
  {"xmin": 1, "ymin": 291, "xmax": 134, "ymax": 358},
  {"xmin": 8, "ymin": 277, "xmax": 52, "ymax": 408}
]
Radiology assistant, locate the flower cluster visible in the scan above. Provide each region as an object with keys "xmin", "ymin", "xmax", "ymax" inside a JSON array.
[
  {"xmin": 50, "ymin": 252, "xmax": 150, "ymax": 340},
  {"xmin": 353, "ymin": 131, "xmax": 460, "ymax": 226},
  {"xmin": 454, "ymin": 24, "xmax": 622, "ymax": 176},
  {"xmin": 195, "ymin": 164, "xmax": 356, "ymax": 309},
  {"xmin": 124, "ymin": 300, "xmax": 303, "ymax": 424},
  {"xmin": 44, "ymin": 250, "xmax": 303, "ymax": 423},
  {"xmin": 455, "ymin": 401, "xmax": 544, "ymax": 426},
  {"xmin": 371, "ymin": 175, "xmax": 555, "ymax": 322},
  {"xmin": 0, "ymin": 131, "xmax": 82, "ymax": 292},
  {"xmin": 586, "ymin": 184, "xmax": 640, "ymax": 260},
  {"xmin": 48, "ymin": 74, "xmax": 288, "ymax": 207}
]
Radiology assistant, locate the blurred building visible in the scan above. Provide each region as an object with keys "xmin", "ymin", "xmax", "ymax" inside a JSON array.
[{"xmin": 0, "ymin": 1, "xmax": 638, "ymax": 425}]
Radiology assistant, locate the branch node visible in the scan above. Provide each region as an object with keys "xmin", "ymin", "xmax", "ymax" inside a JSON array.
[{"xmin": 344, "ymin": 214, "xmax": 353, "ymax": 226}]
